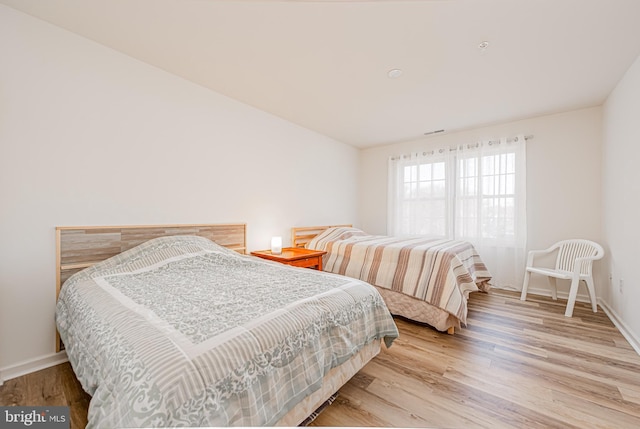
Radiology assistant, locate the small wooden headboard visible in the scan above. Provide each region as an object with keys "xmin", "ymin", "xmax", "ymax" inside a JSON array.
[
  {"xmin": 291, "ymin": 224, "xmax": 352, "ymax": 248},
  {"xmin": 55, "ymin": 222, "xmax": 246, "ymax": 351}
]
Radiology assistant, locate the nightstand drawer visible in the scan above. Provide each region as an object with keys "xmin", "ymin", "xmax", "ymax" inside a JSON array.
[{"xmin": 288, "ymin": 257, "xmax": 321, "ymax": 269}]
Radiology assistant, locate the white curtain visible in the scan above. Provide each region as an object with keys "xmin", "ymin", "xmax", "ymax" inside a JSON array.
[
  {"xmin": 387, "ymin": 135, "xmax": 527, "ymax": 289},
  {"xmin": 388, "ymin": 147, "xmax": 453, "ymax": 238},
  {"xmin": 452, "ymin": 136, "xmax": 527, "ymax": 288}
]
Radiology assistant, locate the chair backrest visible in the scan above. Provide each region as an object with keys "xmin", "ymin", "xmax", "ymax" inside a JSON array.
[{"xmin": 555, "ymin": 239, "xmax": 604, "ymax": 275}]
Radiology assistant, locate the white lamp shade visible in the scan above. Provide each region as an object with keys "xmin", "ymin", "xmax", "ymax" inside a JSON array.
[{"xmin": 270, "ymin": 236, "xmax": 282, "ymax": 254}]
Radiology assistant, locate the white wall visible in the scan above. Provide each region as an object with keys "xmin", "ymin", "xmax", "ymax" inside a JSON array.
[
  {"xmin": 0, "ymin": 5, "xmax": 359, "ymax": 375},
  {"xmin": 359, "ymin": 107, "xmax": 604, "ymax": 292},
  {"xmin": 602, "ymin": 53, "xmax": 640, "ymax": 345}
]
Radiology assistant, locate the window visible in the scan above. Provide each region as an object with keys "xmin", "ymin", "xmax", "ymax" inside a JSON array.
[
  {"xmin": 388, "ymin": 148, "xmax": 451, "ymax": 238},
  {"xmin": 388, "ymin": 136, "xmax": 527, "ymax": 287},
  {"xmin": 399, "ymin": 160, "xmax": 448, "ymax": 237},
  {"xmin": 457, "ymin": 150, "xmax": 517, "ymax": 244}
]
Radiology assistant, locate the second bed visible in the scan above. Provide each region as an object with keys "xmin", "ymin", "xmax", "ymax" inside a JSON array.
[{"xmin": 293, "ymin": 226, "xmax": 492, "ymax": 333}]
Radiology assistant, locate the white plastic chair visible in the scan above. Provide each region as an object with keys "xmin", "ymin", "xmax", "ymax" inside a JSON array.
[{"xmin": 520, "ymin": 239, "xmax": 604, "ymax": 317}]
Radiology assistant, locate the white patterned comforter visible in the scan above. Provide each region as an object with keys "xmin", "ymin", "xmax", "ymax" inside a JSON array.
[{"xmin": 56, "ymin": 235, "xmax": 398, "ymax": 428}]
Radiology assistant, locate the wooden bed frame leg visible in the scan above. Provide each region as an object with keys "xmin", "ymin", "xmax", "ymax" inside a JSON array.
[{"xmin": 447, "ymin": 327, "xmax": 455, "ymax": 335}]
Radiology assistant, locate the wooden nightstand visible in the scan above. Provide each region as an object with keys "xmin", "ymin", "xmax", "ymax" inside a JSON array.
[{"xmin": 251, "ymin": 248, "xmax": 327, "ymax": 270}]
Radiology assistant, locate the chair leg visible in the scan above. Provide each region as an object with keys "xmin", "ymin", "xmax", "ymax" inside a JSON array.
[
  {"xmin": 565, "ymin": 276, "xmax": 581, "ymax": 317},
  {"xmin": 520, "ymin": 271, "xmax": 531, "ymax": 301},
  {"xmin": 548, "ymin": 277, "xmax": 558, "ymax": 300},
  {"xmin": 584, "ymin": 277, "xmax": 598, "ymax": 313}
]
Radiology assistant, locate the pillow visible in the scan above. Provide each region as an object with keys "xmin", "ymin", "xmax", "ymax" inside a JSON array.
[{"xmin": 307, "ymin": 226, "xmax": 368, "ymax": 249}]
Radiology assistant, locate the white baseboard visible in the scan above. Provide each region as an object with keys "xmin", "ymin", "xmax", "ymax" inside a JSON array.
[
  {"xmin": 598, "ymin": 299, "xmax": 640, "ymax": 356},
  {"xmin": 0, "ymin": 351, "xmax": 68, "ymax": 385}
]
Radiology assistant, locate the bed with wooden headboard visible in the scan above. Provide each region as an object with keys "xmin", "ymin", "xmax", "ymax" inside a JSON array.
[
  {"xmin": 55, "ymin": 222, "xmax": 398, "ymax": 427},
  {"xmin": 55, "ymin": 223, "xmax": 247, "ymax": 350},
  {"xmin": 292, "ymin": 225, "xmax": 492, "ymax": 334}
]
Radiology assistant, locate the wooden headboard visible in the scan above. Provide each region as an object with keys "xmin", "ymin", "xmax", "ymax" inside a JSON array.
[
  {"xmin": 55, "ymin": 222, "xmax": 246, "ymax": 352},
  {"xmin": 291, "ymin": 224, "xmax": 352, "ymax": 248}
]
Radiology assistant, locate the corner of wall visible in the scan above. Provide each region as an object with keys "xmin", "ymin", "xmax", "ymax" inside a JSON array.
[{"xmin": 599, "ymin": 299, "xmax": 640, "ymax": 355}]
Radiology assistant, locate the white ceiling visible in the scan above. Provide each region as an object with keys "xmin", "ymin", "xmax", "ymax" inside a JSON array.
[{"xmin": 3, "ymin": 0, "xmax": 640, "ymax": 148}]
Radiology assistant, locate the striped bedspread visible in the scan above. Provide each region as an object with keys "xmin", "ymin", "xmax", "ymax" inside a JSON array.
[
  {"xmin": 307, "ymin": 227, "xmax": 492, "ymax": 324},
  {"xmin": 56, "ymin": 235, "xmax": 398, "ymax": 428}
]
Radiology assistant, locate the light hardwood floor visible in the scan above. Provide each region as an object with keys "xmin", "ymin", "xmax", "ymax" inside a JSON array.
[
  {"xmin": 312, "ymin": 290, "xmax": 640, "ymax": 428},
  {"xmin": 0, "ymin": 358, "xmax": 90, "ymax": 428},
  {"xmin": 2, "ymin": 289, "xmax": 640, "ymax": 428}
]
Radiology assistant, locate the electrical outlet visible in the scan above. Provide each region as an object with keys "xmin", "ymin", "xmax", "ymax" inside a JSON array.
[{"xmin": 619, "ymin": 278, "xmax": 624, "ymax": 294}]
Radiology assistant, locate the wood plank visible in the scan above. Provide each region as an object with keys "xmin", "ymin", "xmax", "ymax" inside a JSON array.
[
  {"xmin": 59, "ymin": 363, "xmax": 90, "ymax": 429},
  {"xmin": 0, "ymin": 364, "xmax": 89, "ymax": 429},
  {"xmin": 311, "ymin": 290, "xmax": 640, "ymax": 427}
]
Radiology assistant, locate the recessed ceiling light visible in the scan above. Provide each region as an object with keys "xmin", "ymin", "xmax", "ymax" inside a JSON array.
[
  {"xmin": 387, "ymin": 69, "xmax": 403, "ymax": 79},
  {"xmin": 478, "ymin": 41, "xmax": 489, "ymax": 51}
]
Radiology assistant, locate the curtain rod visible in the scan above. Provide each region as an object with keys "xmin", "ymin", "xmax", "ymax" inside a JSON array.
[
  {"xmin": 447, "ymin": 134, "xmax": 534, "ymax": 151},
  {"xmin": 487, "ymin": 134, "xmax": 533, "ymax": 145},
  {"xmin": 390, "ymin": 134, "xmax": 534, "ymax": 161}
]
